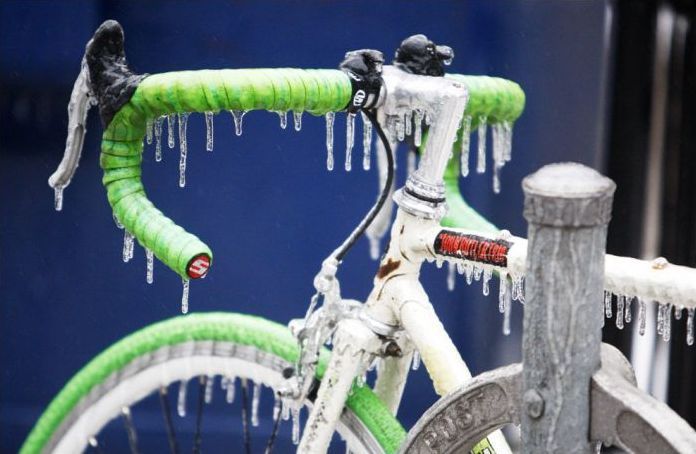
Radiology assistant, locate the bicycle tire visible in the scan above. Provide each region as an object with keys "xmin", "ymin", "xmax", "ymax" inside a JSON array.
[{"xmin": 20, "ymin": 312, "xmax": 406, "ymax": 454}]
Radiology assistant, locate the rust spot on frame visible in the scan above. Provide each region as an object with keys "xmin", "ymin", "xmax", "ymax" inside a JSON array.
[{"xmin": 377, "ymin": 258, "xmax": 401, "ymax": 279}]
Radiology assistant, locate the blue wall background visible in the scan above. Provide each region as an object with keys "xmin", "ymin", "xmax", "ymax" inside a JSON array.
[{"xmin": 1, "ymin": 0, "xmax": 611, "ymax": 451}]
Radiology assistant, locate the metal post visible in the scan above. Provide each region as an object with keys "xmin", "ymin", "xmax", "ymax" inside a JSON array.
[{"xmin": 521, "ymin": 163, "xmax": 616, "ymax": 453}]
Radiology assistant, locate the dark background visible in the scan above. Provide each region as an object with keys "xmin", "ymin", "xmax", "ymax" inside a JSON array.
[{"xmin": 1, "ymin": 0, "xmax": 692, "ymax": 452}]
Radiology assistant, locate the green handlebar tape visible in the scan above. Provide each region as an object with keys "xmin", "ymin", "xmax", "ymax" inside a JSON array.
[
  {"xmin": 446, "ymin": 74, "xmax": 525, "ymax": 124},
  {"xmin": 101, "ymin": 68, "xmax": 352, "ymax": 279}
]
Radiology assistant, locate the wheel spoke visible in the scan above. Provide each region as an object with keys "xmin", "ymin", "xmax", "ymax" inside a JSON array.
[
  {"xmin": 264, "ymin": 395, "xmax": 283, "ymax": 454},
  {"xmin": 121, "ymin": 407, "xmax": 140, "ymax": 454},
  {"xmin": 193, "ymin": 376, "xmax": 205, "ymax": 454},
  {"xmin": 240, "ymin": 378, "xmax": 251, "ymax": 454},
  {"xmin": 158, "ymin": 386, "xmax": 179, "ymax": 454}
]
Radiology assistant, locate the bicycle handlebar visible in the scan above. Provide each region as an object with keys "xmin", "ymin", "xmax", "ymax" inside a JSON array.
[{"xmin": 56, "ymin": 21, "xmax": 526, "ymax": 281}]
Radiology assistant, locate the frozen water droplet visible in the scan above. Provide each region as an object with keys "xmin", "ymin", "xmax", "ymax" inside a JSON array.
[
  {"xmin": 251, "ymin": 382, "xmax": 261, "ymax": 426},
  {"xmin": 407, "ymin": 149, "xmax": 417, "ymax": 176},
  {"xmin": 204, "ymin": 375, "xmax": 214, "ymax": 403},
  {"xmin": 226, "ymin": 376, "xmax": 236, "ymax": 403},
  {"xmin": 447, "ymin": 262, "xmax": 456, "ymax": 291},
  {"xmin": 146, "ymin": 119, "xmax": 153, "ymax": 145},
  {"xmin": 89, "ymin": 437, "xmax": 99, "ymax": 448},
  {"xmin": 460, "ymin": 115, "xmax": 472, "ymax": 177},
  {"xmin": 498, "ymin": 271, "xmax": 508, "ymax": 313},
  {"xmin": 616, "ymin": 295, "xmax": 625, "ymax": 329},
  {"xmin": 369, "ymin": 237, "xmax": 380, "ymax": 260},
  {"xmin": 411, "ymin": 350, "xmax": 421, "ymax": 371},
  {"xmin": 146, "ymin": 249, "xmax": 154, "ymax": 284},
  {"xmin": 663, "ymin": 304, "xmax": 672, "ymax": 342},
  {"xmin": 293, "ymin": 111, "xmax": 303, "ymax": 131},
  {"xmin": 674, "ymin": 305, "xmax": 683, "ymax": 320},
  {"xmin": 54, "ymin": 185, "xmax": 64, "ymax": 211},
  {"xmin": 167, "ymin": 114, "xmax": 176, "ymax": 149},
  {"xmin": 686, "ymin": 308, "xmax": 694, "ymax": 345},
  {"xmin": 230, "ymin": 110, "xmax": 246, "ymax": 136},
  {"xmin": 361, "ymin": 112, "xmax": 372, "ymax": 170},
  {"xmin": 277, "ymin": 111, "xmax": 288, "ymax": 130},
  {"xmin": 482, "ymin": 268, "xmax": 492, "ymax": 296},
  {"xmin": 413, "ymin": 110, "xmax": 424, "ymax": 147},
  {"xmin": 178, "ymin": 113, "xmax": 189, "ymax": 188},
  {"xmin": 604, "ymin": 292, "xmax": 612, "ymax": 319},
  {"xmin": 476, "ymin": 116, "xmax": 487, "ymax": 174},
  {"xmin": 154, "ymin": 117, "xmax": 164, "ymax": 162},
  {"xmin": 181, "ymin": 278, "xmax": 190, "ymax": 314},
  {"xmin": 651, "ymin": 256, "xmax": 669, "ymax": 269},
  {"xmin": 291, "ymin": 407, "xmax": 301, "ymax": 445},
  {"xmin": 177, "ymin": 379, "xmax": 188, "ymax": 417},
  {"xmin": 625, "ymin": 297, "xmax": 632, "ymax": 323},
  {"xmin": 325, "ymin": 112, "xmax": 335, "ymax": 171},
  {"xmin": 205, "ymin": 112, "xmax": 214, "ymax": 152},
  {"xmin": 122, "ymin": 230, "xmax": 134, "ymax": 263},
  {"xmin": 345, "ymin": 112, "xmax": 356, "ymax": 171},
  {"xmin": 638, "ymin": 299, "xmax": 647, "ymax": 336},
  {"xmin": 435, "ymin": 258, "xmax": 443, "ymax": 269}
]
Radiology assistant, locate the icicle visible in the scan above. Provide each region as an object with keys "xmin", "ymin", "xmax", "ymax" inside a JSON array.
[
  {"xmin": 181, "ymin": 278, "xmax": 190, "ymax": 314},
  {"xmin": 638, "ymin": 299, "xmax": 647, "ymax": 336},
  {"xmin": 325, "ymin": 112, "xmax": 335, "ymax": 171},
  {"xmin": 226, "ymin": 376, "xmax": 236, "ymax": 403},
  {"xmin": 482, "ymin": 268, "xmax": 492, "ymax": 296},
  {"xmin": 657, "ymin": 303, "xmax": 665, "ymax": 336},
  {"xmin": 146, "ymin": 249, "xmax": 154, "ymax": 284},
  {"xmin": 230, "ymin": 110, "xmax": 246, "ymax": 136},
  {"xmin": 404, "ymin": 110, "xmax": 413, "ymax": 137},
  {"xmin": 502, "ymin": 285, "xmax": 512, "ymax": 336},
  {"xmin": 604, "ymin": 291, "xmax": 612, "ymax": 319},
  {"xmin": 425, "ymin": 111, "xmax": 433, "ymax": 126},
  {"xmin": 503, "ymin": 121, "xmax": 513, "ymax": 162},
  {"xmin": 251, "ymin": 382, "xmax": 261, "ymax": 426},
  {"xmin": 465, "ymin": 263, "xmax": 474, "ymax": 285},
  {"xmin": 146, "ymin": 119, "xmax": 154, "ymax": 145},
  {"xmin": 178, "ymin": 112, "xmax": 189, "ymax": 188},
  {"xmin": 413, "ymin": 110, "xmax": 424, "ymax": 147},
  {"xmin": 687, "ymin": 308, "xmax": 694, "ymax": 345},
  {"xmin": 205, "ymin": 112, "xmax": 214, "ymax": 152},
  {"xmin": 456, "ymin": 262, "xmax": 464, "ymax": 275},
  {"xmin": 407, "ymin": 149, "xmax": 417, "ymax": 176},
  {"xmin": 663, "ymin": 304, "xmax": 672, "ymax": 342},
  {"xmin": 277, "ymin": 111, "xmax": 288, "ymax": 130},
  {"xmin": 293, "ymin": 111, "xmax": 303, "ymax": 131},
  {"xmin": 616, "ymin": 295, "xmax": 625, "ymax": 330},
  {"xmin": 345, "ymin": 112, "xmax": 356, "ymax": 171},
  {"xmin": 122, "ymin": 231, "xmax": 134, "ymax": 263},
  {"xmin": 204, "ymin": 375, "xmax": 214, "ymax": 403},
  {"xmin": 476, "ymin": 116, "xmax": 487, "ymax": 174},
  {"xmin": 167, "ymin": 114, "xmax": 176, "ymax": 148},
  {"xmin": 395, "ymin": 117, "xmax": 405, "ymax": 142},
  {"xmin": 177, "ymin": 379, "xmax": 188, "ymax": 417},
  {"xmin": 447, "ymin": 262, "xmax": 456, "ymax": 291},
  {"xmin": 675, "ymin": 305, "xmax": 684, "ymax": 320},
  {"xmin": 361, "ymin": 112, "xmax": 372, "ymax": 170},
  {"xmin": 435, "ymin": 258, "xmax": 443, "ymax": 269},
  {"xmin": 473, "ymin": 265, "xmax": 483, "ymax": 281},
  {"xmin": 460, "ymin": 115, "xmax": 472, "ymax": 177},
  {"xmin": 356, "ymin": 372, "xmax": 367, "ymax": 387},
  {"xmin": 272, "ymin": 393, "xmax": 281, "ymax": 421},
  {"xmin": 114, "ymin": 214, "xmax": 124, "ymax": 229},
  {"xmin": 54, "ymin": 186, "xmax": 64, "ymax": 211},
  {"xmin": 369, "ymin": 237, "xmax": 380, "ymax": 261},
  {"xmin": 412, "ymin": 350, "xmax": 421, "ymax": 371},
  {"xmin": 594, "ymin": 442, "xmax": 602, "ymax": 454},
  {"xmin": 498, "ymin": 271, "xmax": 508, "ymax": 313},
  {"xmin": 625, "ymin": 297, "xmax": 632, "ymax": 324},
  {"xmin": 154, "ymin": 117, "xmax": 164, "ymax": 162},
  {"xmin": 291, "ymin": 408, "xmax": 301, "ymax": 445},
  {"xmin": 511, "ymin": 277, "xmax": 522, "ymax": 301}
]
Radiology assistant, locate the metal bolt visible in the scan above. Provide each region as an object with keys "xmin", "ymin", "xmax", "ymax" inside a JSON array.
[{"xmin": 524, "ymin": 389, "xmax": 545, "ymax": 419}]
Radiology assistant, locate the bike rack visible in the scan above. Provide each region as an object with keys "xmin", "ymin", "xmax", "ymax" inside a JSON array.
[{"xmin": 399, "ymin": 163, "xmax": 696, "ymax": 454}]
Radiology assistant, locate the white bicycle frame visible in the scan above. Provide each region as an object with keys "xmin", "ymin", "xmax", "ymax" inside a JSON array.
[{"xmin": 295, "ymin": 66, "xmax": 696, "ymax": 453}]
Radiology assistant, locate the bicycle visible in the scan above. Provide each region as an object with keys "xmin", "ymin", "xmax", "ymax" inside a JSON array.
[{"xmin": 21, "ymin": 20, "xmax": 695, "ymax": 454}]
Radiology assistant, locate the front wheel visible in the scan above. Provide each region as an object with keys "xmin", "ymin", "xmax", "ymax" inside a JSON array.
[{"xmin": 21, "ymin": 312, "xmax": 406, "ymax": 454}]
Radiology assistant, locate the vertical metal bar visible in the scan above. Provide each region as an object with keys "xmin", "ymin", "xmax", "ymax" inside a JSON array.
[{"xmin": 521, "ymin": 163, "xmax": 615, "ymax": 453}]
